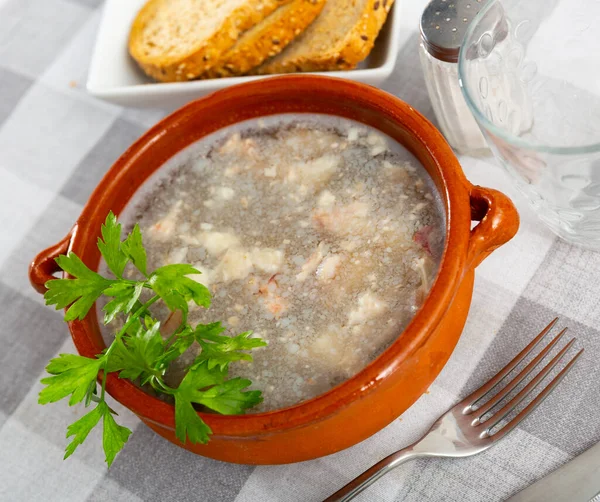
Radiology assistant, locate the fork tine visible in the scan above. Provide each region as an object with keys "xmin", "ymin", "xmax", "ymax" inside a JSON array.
[
  {"xmin": 462, "ymin": 318, "xmax": 559, "ymax": 412},
  {"xmin": 489, "ymin": 348, "xmax": 584, "ymax": 441},
  {"xmin": 481, "ymin": 339, "xmax": 577, "ymax": 432},
  {"xmin": 472, "ymin": 327, "xmax": 568, "ymax": 423}
]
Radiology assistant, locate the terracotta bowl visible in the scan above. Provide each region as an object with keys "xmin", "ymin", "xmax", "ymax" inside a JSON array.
[{"xmin": 29, "ymin": 75, "xmax": 519, "ymax": 465}]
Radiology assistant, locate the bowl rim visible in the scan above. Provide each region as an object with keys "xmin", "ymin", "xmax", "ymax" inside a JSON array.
[
  {"xmin": 458, "ymin": 0, "xmax": 600, "ymax": 155},
  {"xmin": 66, "ymin": 75, "xmax": 473, "ymax": 436}
]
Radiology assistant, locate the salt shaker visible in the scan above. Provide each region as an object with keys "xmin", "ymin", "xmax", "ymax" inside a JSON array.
[{"xmin": 419, "ymin": 0, "xmax": 489, "ymax": 156}]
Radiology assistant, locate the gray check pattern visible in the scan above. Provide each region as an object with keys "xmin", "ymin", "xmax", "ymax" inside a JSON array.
[{"xmin": 1, "ymin": 0, "xmax": 598, "ymax": 501}]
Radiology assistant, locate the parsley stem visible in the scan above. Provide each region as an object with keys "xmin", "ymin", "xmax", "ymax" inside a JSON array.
[
  {"xmin": 164, "ymin": 309, "xmax": 188, "ymax": 347},
  {"xmin": 112, "ymin": 295, "xmax": 160, "ymax": 350},
  {"xmin": 150, "ymin": 375, "xmax": 177, "ymax": 395},
  {"xmin": 100, "ymin": 295, "xmax": 160, "ymax": 400}
]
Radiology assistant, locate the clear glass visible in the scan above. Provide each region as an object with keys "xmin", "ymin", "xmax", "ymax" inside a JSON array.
[
  {"xmin": 458, "ymin": 0, "xmax": 600, "ymax": 249},
  {"xmin": 419, "ymin": 43, "xmax": 489, "ymax": 156}
]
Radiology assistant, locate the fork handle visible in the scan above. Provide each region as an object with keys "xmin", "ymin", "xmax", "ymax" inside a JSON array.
[{"xmin": 323, "ymin": 447, "xmax": 424, "ymax": 502}]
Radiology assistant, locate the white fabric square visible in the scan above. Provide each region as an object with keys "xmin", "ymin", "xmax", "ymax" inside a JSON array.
[
  {"xmin": 120, "ymin": 107, "xmax": 169, "ymax": 130},
  {"xmin": 41, "ymin": 9, "xmax": 103, "ymax": 96},
  {"xmin": 0, "ymin": 82, "xmax": 118, "ymax": 192},
  {"xmin": 523, "ymin": 241, "xmax": 600, "ymax": 332},
  {"xmin": 0, "ymin": 166, "xmax": 54, "ymax": 267},
  {"xmin": 461, "ymin": 157, "xmax": 556, "ymax": 296},
  {"xmin": 86, "ymin": 477, "xmax": 143, "ymax": 502},
  {"xmin": 0, "ymin": 0, "xmax": 90, "ymax": 79},
  {"xmin": 0, "ymin": 419, "xmax": 102, "ymax": 502},
  {"xmin": 0, "ymin": 194, "xmax": 82, "ymax": 306}
]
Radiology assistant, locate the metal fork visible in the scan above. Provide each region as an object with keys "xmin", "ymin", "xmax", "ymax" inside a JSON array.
[{"xmin": 324, "ymin": 318, "xmax": 583, "ymax": 502}]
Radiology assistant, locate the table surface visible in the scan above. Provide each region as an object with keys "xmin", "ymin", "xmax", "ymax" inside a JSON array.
[{"xmin": 1, "ymin": 1, "xmax": 599, "ymax": 501}]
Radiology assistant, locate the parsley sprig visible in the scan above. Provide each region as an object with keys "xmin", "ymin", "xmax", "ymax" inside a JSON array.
[{"xmin": 40, "ymin": 212, "xmax": 266, "ymax": 466}]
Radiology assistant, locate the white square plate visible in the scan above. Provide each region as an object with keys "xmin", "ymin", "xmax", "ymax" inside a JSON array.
[{"xmin": 87, "ymin": 0, "xmax": 402, "ymax": 110}]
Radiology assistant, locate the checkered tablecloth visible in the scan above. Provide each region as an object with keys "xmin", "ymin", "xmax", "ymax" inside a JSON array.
[{"xmin": 1, "ymin": 0, "xmax": 599, "ymax": 501}]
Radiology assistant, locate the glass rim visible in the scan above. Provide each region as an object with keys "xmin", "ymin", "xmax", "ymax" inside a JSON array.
[{"xmin": 457, "ymin": 0, "xmax": 600, "ymax": 156}]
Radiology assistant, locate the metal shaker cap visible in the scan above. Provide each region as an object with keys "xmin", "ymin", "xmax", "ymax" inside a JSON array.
[{"xmin": 420, "ymin": 0, "xmax": 487, "ymax": 63}]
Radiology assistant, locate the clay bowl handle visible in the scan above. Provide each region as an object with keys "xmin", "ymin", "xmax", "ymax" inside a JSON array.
[
  {"xmin": 467, "ymin": 185, "xmax": 520, "ymax": 269},
  {"xmin": 29, "ymin": 233, "xmax": 72, "ymax": 294}
]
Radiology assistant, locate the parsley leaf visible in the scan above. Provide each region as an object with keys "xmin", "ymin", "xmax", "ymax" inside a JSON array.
[
  {"xmin": 45, "ymin": 353, "xmax": 96, "ymax": 375},
  {"xmin": 143, "ymin": 315, "xmax": 158, "ymax": 330},
  {"xmin": 192, "ymin": 321, "xmax": 227, "ymax": 342},
  {"xmin": 44, "ymin": 253, "xmax": 114, "ymax": 321},
  {"xmin": 148, "ymin": 264, "xmax": 210, "ymax": 313},
  {"xmin": 192, "ymin": 378, "xmax": 263, "ymax": 415},
  {"xmin": 179, "ymin": 359, "xmax": 227, "ymax": 390},
  {"xmin": 39, "ymin": 354, "xmax": 103, "ymax": 406},
  {"xmin": 63, "ymin": 398, "xmax": 132, "ymax": 466},
  {"xmin": 220, "ymin": 331, "xmax": 267, "ymax": 352},
  {"xmin": 102, "ymin": 281, "xmax": 145, "ymax": 324},
  {"xmin": 64, "ymin": 404, "xmax": 104, "ymax": 460},
  {"xmin": 192, "ymin": 323, "xmax": 268, "ymax": 371},
  {"xmin": 173, "ymin": 362, "xmax": 225, "ymax": 444},
  {"xmin": 107, "ymin": 322, "xmax": 164, "ymax": 384},
  {"xmin": 121, "ymin": 224, "xmax": 147, "ymax": 276},
  {"xmin": 84, "ymin": 379, "xmax": 98, "ymax": 407},
  {"xmin": 174, "ymin": 395, "xmax": 213, "ymax": 444},
  {"xmin": 173, "ymin": 362, "xmax": 261, "ymax": 444},
  {"xmin": 101, "ymin": 402, "xmax": 132, "ymax": 467},
  {"xmin": 97, "ymin": 212, "xmax": 129, "ymax": 279}
]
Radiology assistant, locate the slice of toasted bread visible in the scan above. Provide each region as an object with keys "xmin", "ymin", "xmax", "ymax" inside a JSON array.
[
  {"xmin": 200, "ymin": 0, "xmax": 325, "ymax": 78},
  {"xmin": 129, "ymin": 0, "xmax": 290, "ymax": 82},
  {"xmin": 256, "ymin": 0, "xmax": 394, "ymax": 74}
]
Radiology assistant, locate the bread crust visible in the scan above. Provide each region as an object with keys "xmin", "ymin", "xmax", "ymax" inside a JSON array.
[
  {"xmin": 200, "ymin": 0, "xmax": 325, "ymax": 78},
  {"xmin": 256, "ymin": 0, "xmax": 394, "ymax": 74},
  {"xmin": 129, "ymin": 0, "xmax": 291, "ymax": 82}
]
